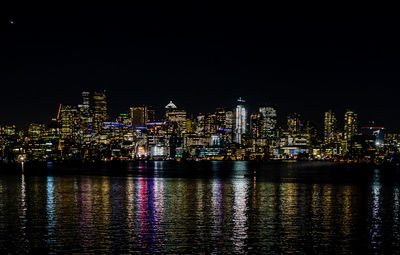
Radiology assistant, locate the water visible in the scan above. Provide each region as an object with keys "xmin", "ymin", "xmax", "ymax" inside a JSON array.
[{"xmin": 1, "ymin": 161, "xmax": 400, "ymax": 254}]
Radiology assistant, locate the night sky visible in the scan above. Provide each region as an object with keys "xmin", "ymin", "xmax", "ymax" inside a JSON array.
[{"xmin": 1, "ymin": 7, "xmax": 399, "ymax": 130}]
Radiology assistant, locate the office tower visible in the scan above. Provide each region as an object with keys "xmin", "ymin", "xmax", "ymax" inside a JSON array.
[
  {"xmin": 196, "ymin": 114, "xmax": 206, "ymax": 135},
  {"xmin": 79, "ymin": 91, "xmax": 92, "ymax": 134},
  {"xmin": 224, "ymin": 110, "xmax": 234, "ymax": 143},
  {"xmin": 234, "ymin": 97, "xmax": 247, "ymax": 144},
  {"xmin": 92, "ymin": 91, "xmax": 108, "ymax": 134},
  {"xmin": 343, "ymin": 109, "xmax": 358, "ymax": 152},
  {"xmin": 59, "ymin": 105, "xmax": 80, "ymax": 140},
  {"xmin": 165, "ymin": 101, "xmax": 186, "ymax": 134},
  {"xmin": 215, "ymin": 107, "xmax": 226, "ymax": 131},
  {"xmin": 259, "ymin": 105, "xmax": 277, "ymax": 139},
  {"xmin": 287, "ymin": 113, "xmax": 302, "ymax": 134},
  {"xmin": 225, "ymin": 110, "xmax": 234, "ymax": 130},
  {"xmin": 250, "ymin": 113, "xmax": 262, "ymax": 138},
  {"xmin": 130, "ymin": 106, "xmax": 156, "ymax": 127},
  {"xmin": 205, "ymin": 113, "xmax": 216, "ymax": 135},
  {"xmin": 186, "ymin": 117, "xmax": 195, "ymax": 133},
  {"xmin": 324, "ymin": 110, "xmax": 337, "ymax": 144}
]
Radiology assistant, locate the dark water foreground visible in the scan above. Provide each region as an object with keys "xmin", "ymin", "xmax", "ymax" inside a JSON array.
[{"xmin": 1, "ymin": 161, "xmax": 400, "ymax": 254}]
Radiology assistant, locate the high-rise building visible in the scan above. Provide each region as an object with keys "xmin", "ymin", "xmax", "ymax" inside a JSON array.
[
  {"xmin": 250, "ymin": 113, "xmax": 262, "ymax": 138},
  {"xmin": 59, "ymin": 104, "xmax": 80, "ymax": 140},
  {"xmin": 165, "ymin": 101, "xmax": 186, "ymax": 134},
  {"xmin": 130, "ymin": 106, "xmax": 156, "ymax": 127},
  {"xmin": 234, "ymin": 97, "xmax": 247, "ymax": 144},
  {"xmin": 259, "ymin": 105, "xmax": 277, "ymax": 139},
  {"xmin": 287, "ymin": 113, "xmax": 302, "ymax": 134},
  {"xmin": 92, "ymin": 91, "xmax": 108, "ymax": 134},
  {"xmin": 343, "ymin": 109, "xmax": 358, "ymax": 153},
  {"xmin": 324, "ymin": 110, "xmax": 337, "ymax": 144},
  {"xmin": 214, "ymin": 108, "xmax": 226, "ymax": 129},
  {"xmin": 79, "ymin": 91, "xmax": 92, "ymax": 134}
]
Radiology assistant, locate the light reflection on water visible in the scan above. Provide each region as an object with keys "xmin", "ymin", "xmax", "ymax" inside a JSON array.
[{"xmin": 0, "ymin": 162, "xmax": 400, "ymax": 253}]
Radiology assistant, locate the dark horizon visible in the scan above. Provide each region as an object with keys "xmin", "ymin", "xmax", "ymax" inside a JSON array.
[{"xmin": 1, "ymin": 7, "xmax": 399, "ymax": 131}]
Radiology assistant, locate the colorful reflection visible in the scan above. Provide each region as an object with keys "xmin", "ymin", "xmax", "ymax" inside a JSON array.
[{"xmin": 1, "ymin": 163, "xmax": 400, "ymax": 253}]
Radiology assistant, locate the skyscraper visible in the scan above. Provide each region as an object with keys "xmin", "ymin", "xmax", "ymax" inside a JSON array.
[
  {"xmin": 287, "ymin": 113, "xmax": 302, "ymax": 134},
  {"xmin": 92, "ymin": 91, "xmax": 108, "ymax": 134},
  {"xmin": 234, "ymin": 97, "xmax": 247, "ymax": 144},
  {"xmin": 259, "ymin": 105, "xmax": 277, "ymax": 139},
  {"xmin": 79, "ymin": 91, "xmax": 92, "ymax": 134},
  {"xmin": 343, "ymin": 109, "xmax": 358, "ymax": 153},
  {"xmin": 59, "ymin": 104, "xmax": 80, "ymax": 140},
  {"xmin": 250, "ymin": 113, "xmax": 262, "ymax": 138},
  {"xmin": 323, "ymin": 109, "xmax": 337, "ymax": 144},
  {"xmin": 165, "ymin": 101, "xmax": 186, "ymax": 134},
  {"xmin": 130, "ymin": 106, "xmax": 156, "ymax": 127}
]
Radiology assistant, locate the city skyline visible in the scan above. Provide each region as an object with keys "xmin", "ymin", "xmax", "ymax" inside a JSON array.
[
  {"xmin": 1, "ymin": 90, "xmax": 397, "ymax": 163},
  {"xmin": 1, "ymin": 8, "xmax": 400, "ymax": 129},
  {"xmin": 0, "ymin": 90, "xmax": 388, "ymax": 131}
]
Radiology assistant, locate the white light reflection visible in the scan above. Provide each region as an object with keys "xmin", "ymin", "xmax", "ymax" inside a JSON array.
[
  {"xmin": 232, "ymin": 177, "xmax": 249, "ymax": 254},
  {"xmin": 20, "ymin": 174, "xmax": 27, "ymax": 230},
  {"xmin": 370, "ymin": 169, "xmax": 382, "ymax": 250},
  {"xmin": 211, "ymin": 178, "xmax": 223, "ymax": 251},
  {"xmin": 46, "ymin": 176, "xmax": 56, "ymax": 248},
  {"xmin": 393, "ymin": 185, "xmax": 400, "ymax": 245}
]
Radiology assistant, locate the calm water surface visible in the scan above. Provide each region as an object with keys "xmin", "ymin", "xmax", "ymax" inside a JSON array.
[{"xmin": 1, "ymin": 161, "xmax": 400, "ymax": 254}]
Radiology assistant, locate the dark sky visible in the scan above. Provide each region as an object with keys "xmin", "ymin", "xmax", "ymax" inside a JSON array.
[{"xmin": 1, "ymin": 7, "xmax": 399, "ymax": 130}]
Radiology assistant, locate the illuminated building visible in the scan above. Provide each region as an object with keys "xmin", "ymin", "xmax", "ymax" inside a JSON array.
[
  {"xmin": 287, "ymin": 113, "xmax": 302, "ymax": 134},
  {"xmin": 234, "ymin": 97, "xmax": 247, "ymax": 144},
  {"xmin": 27, "ymin": 123, "xmax": 45, "ymax": 141},
  {"xmin": 224, "ymin": 110, "xmax": 234, "ymax": 143},
  {"xmin": 92, "ymin": 91, "xmax": 108, "ymax": 134},
  {"xmin": 343, "ymin": 109, "xmax": 358, "ymax": 153},
  {"xmin": 250, "ymin": 113, "xmax": 262, "ymax": 138},
  {"xmin": 203, "ymin": 108, "xmax": 227, "ymax": 135},
  {"xmin": 1, "ymin": 125, "xmax": 16, "ymax": 136},
  {"xmin": 147, "ymin": 121, "xmax": 168, "ymax": 158},
  {"xmin": 186, "ymin": 117, "xmax": 195, "ymax": 133},
  {"xmin": 196, "ymin": 114, "xmax": 206, "ymax": 135},
  {"xmin": 384, "ymin": 133, "xmax": 400, "ymax": 155},
  {"xmin": 205, "ymin": 113, "xmax": 216, "ymax": 135},
  {"xmin": 323, "ymin": 110, "xmax": 337, "ymax": 145},
  {"xmin": 59, "ymin": 105, "xmax": 80, "ymax": 140},
  {"xmin": 79, "ymin": 91, "xmax": 92, "ymax": 134},
  {"xmin": 130, "ymin": 106, "xmax": 155, "ymax": 127},
  {"xmin": 259, "ymin": 105, "xmax": 277, "ymax": 139},
  {"xmin": 215, "ymin": 108, "xmax": 227, "ymax": 131},
  {"xmin": 278, "ymin": 132, "xmax": 310, "ymax": 158},
  {"xmin": 361, "ymin": 121, "xmax": 384, "ymax": 147},
  {"xmin": 165, "ymin": 101, "xmax": 186, "ymax": 134}
]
